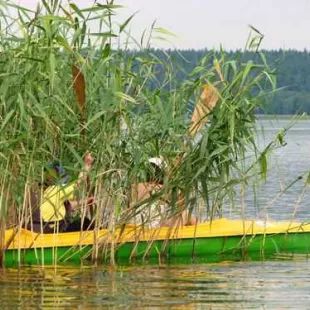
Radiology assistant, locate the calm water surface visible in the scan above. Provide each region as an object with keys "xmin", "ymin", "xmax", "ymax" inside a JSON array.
[
  {"xmin": 1, "ymin": 262, "xmax": 310, "ymax": 309},
  {"xmin": 1, "ymin": 118, "xmax": 310, "ymax": 309},
  {"xmin": 225, "ymin": 118, "xmax": 310, "ymax": 222}
]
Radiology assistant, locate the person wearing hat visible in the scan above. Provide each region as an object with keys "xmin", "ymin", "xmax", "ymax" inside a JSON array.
[
  {"xmin": 130, "ymin": 157, "xmax": 196, "ymax": 228},
  {"xmin": 129, "ymin": 157, "xmax": 165, "ymax": 228},
  {"xmin": 28, "ymin": 153, "xmax": 94, "ymax": 233}
]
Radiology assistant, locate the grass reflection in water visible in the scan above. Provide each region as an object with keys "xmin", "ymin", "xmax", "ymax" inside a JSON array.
[{"xmin": 0, "ymin": 261, "xmax": 310, "ymax": 309}]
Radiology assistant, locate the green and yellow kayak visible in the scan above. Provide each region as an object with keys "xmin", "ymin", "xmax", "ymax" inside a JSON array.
[{"xmin": 4, "ymin": 218, "xmax": 310, "ymax": 266}]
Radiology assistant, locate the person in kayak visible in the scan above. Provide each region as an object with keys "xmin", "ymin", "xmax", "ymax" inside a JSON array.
[
  {"xmin": 129, "ymin": 157, "xmax": 166, "ymax": 228},
  {"xmin": 28, "ymin": 153, "xmax": 95, "ymax": 233},
  {"xmin": 129, "ymin": 157, "xmax": 196, "ymax": 228}
]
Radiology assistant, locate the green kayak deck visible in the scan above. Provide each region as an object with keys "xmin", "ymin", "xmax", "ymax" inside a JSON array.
[{"xmin": 4, "ymin": 218, "xmax": 310, "ymax": 266}]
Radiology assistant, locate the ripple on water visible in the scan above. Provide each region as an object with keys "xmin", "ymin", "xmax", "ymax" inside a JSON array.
[{"xmin": 0, "ymin": 261, "xmax": 310, "ymax": 309}]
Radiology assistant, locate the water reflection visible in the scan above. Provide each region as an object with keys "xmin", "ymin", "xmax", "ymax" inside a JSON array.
[{"xmin": 1, "ymin": 261, "xmax": 310, "ymax": 308}]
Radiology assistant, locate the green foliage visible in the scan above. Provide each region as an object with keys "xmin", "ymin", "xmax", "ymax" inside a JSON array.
[
  {"xmin": 140, "ymin": 48, "xmax": 310, "ymax": 115},
  {"xmin": 0, "ymin": 0, "xmax": 280, "ymax": 235}
]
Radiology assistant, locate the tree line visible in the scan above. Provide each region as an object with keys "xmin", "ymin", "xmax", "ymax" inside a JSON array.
[{"xmin": 140, "ymin": 49, "xmax": 310, "ymax": 115}]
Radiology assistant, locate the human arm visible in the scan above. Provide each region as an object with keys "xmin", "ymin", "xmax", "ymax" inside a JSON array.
[
  {"xmin": 75, "ymin": 152, "xmax": 94, "ymax": 187},
  {"xmin": 67, "ymin": 152, "xmax": 95, "ymax": 216},
  {"xmin": 132, "ymin": 182, "xmax": 162, "ymax": 202},
  {"xmin": 68, "ymin": 196, "xmax": 94, "ymax": 211}
]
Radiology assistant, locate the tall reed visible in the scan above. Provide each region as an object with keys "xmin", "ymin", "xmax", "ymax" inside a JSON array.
[{"xmin": 0, "ymin": 1, "xmax": 282, "ymax": 264}]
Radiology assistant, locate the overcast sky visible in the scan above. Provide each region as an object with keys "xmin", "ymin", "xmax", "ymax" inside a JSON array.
[{"xmin": 16, "ymin": 0, "xmax": 310, "ymax": 50}]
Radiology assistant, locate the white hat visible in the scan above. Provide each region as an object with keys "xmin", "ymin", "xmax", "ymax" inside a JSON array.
[{"xmin": 148, "ymin": 157, "xmax": 164, "ymax": 168}]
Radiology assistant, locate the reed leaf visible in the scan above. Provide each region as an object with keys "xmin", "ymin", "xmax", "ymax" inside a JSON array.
[{"xmin": 0, "ymin": 0, "xmax": 286, "ymax": 266}]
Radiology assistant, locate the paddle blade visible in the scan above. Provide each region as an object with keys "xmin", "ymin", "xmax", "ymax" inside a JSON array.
[
  {"xmin": 72, "ymin": 65, "xmax": 86, "ymax": 116},
  {"xmin": 189, "ymin": 85, "xmax": 218, "ymax": 138}
]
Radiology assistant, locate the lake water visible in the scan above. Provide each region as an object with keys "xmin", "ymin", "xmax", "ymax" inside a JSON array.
[
  {"xmin": 1, "ymin": 262, "xmax": 310, "ymax": 309},
  {"xmin": 1, "ymin": 118, "xmax": 310, "ymax": 309},
  {"xmin": 224, "ymin": 117, "xmax": 310, "ymax": 222}
]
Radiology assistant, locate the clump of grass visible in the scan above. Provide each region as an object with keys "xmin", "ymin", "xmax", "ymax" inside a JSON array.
[{"xmin": 0, "ymin": 1, "xmax": 281, "ymax": 265}]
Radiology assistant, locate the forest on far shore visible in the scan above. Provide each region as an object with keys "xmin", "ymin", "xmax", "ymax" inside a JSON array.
[{"xmin": 146, "ymin": 49, "xmax": 310, "ymax": 115}]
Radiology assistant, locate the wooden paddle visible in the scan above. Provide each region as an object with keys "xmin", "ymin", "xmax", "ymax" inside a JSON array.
[
  {"xmin": 189, "ymin": 59, "xmax": 225, "ymax": 138},
  {"xmin": 189, "ymin": 84, "xmax": 219, "ymax": 138},
  {"xmin": 161, "ymin": 83, "xmax": 219, "ymax": 226}
]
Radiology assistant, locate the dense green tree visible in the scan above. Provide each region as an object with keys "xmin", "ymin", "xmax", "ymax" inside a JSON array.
[{"xmin": 132, "ymin": 49, "xmax": 310, "ymax": 115}]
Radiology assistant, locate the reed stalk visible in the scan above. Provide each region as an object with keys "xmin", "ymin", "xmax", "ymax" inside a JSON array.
[{"xmin": 0, "ymin": 0, "xmax": 283, "ymax": 265}]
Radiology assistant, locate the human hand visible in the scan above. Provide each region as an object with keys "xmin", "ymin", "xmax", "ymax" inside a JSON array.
[
  {"xmin": 84, "ymin": 152, "xmax": 94, "ymax": 168},
  {"xmin": 87, "ymin": 196, "xmax": 95, "ymax": 205}
]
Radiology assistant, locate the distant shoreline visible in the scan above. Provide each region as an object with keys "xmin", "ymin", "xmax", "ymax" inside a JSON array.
[{"xmin": 255, "ymin": 114, "xmax": 310, "ymax": 120}]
